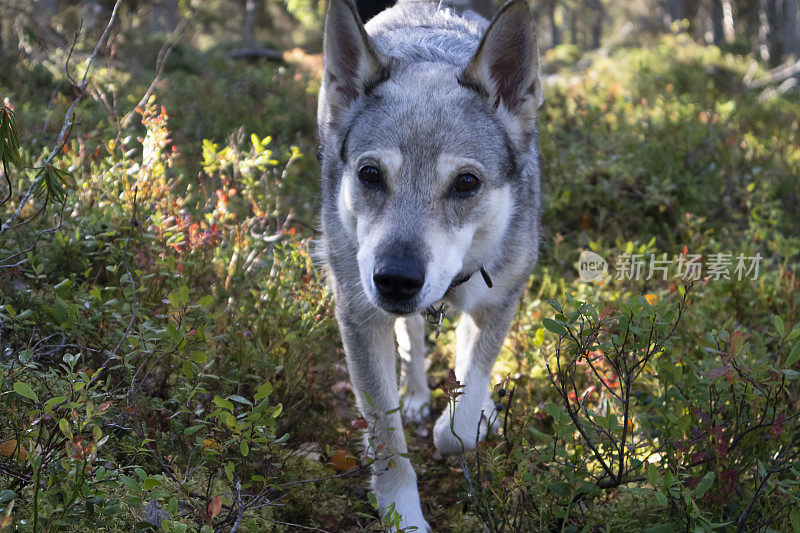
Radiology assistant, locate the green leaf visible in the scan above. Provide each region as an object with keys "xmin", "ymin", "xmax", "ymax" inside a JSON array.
[
  {"xmin": 0, "ymin": 489, "xmax": 16, "ymax": 505},
  {"xmin": 694, "ymin": 471, "xmax": 715, "ymax": 498},
  {"xmin": 542, "ymin": 318, "xmax": 567, "ymax": 336},
  {"xmin": 120, "ymin": 474, "xmax": 142, "ymax": 494},
  {"xmin": 544, "ymin": 402, "xmax": 571, "ymax": 426},
  {"xmin": 655, "ymin": 491, "xmax": 668, "ymax": 506},
  {"xmin": 775, "ymin": 316, "xmax": 786, "ymax": 337},
  {"xmin": 229, "ymin": 395, "xmax": 252, "ymax": 407},
  {"xmin": 13, "ymin": 381, "xmax": 38, "ymax": 402},
  {"xmin": 59, "ymin": 418, "xmax": 71, "ymax": 437},
  {"xmin": 213, "ymin": 396, "xmax": 234, "ymax": 412},
  {"xmin": 167, "ymin": 323, "xmax": 181, "ymax": 343},
  {"xmin": 183, "ymin": 425, "xmax": 204, "ymax": 436},
  {"xmin": 179, "ymin": 285, "xmax": 189, "ymax": 306},
  {"xmin": 53, "ymin": 297, "xmax": 76, "ymax": 327},
  {"xmin": 189, "ymin": 350, "xmax": 207, "ymax": 364},
  {"xmin": 647, "ymin": 463, "xmax": 658, "ymax": 486},
  {"xmin": 254, "ymin": 382, "xmax": 273, "ymax": 401},
  {"xmin": 787, "ymin": 342, "xmax": 800, "ymax": 367},
  {"xmin": 224, "ymin": 461, "xmax": 235, "ymax": 483},
  {"xmin": 240, "ymin": 440, "xmax": 249, "ymax": 456},
  {"xmin": 790, "ymin": 506, "xmax": 800, "ymax": 533}
]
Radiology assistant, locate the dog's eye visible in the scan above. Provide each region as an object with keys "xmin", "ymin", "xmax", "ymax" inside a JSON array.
[
  {"xmin": 358, "ymin": 165, "xmax": 382, "ymax": 185},
  {"xmin": 453, "ymin": 173, "xmax": 481, "ymax": 194}
]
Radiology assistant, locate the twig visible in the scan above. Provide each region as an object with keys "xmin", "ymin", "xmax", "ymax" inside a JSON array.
[{"xmin": 229, "ymin": 476, "xmax": 245, "ymax": 533}]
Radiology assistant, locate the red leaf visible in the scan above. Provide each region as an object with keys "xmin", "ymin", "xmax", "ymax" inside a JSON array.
[
  {"xmin": 704, "ymin": 366, "xmax": 730, "ymax": 379},
  {"xmin": 208, "ymin": 496, "xmax": 222, "ymax": 519},
  {"xmin": 350, "ymin": 417, "xmax": 368, "ymax": 430}
]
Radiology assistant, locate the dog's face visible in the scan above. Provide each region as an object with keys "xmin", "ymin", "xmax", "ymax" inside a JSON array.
[{"xmin": 321, "ymin": 0, "xmax": 541, "ymax": 315}]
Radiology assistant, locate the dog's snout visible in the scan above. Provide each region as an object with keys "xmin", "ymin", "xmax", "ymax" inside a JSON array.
[{"xmin": 373, "ymin": 256, "xmax": 425, "ymax": 303}]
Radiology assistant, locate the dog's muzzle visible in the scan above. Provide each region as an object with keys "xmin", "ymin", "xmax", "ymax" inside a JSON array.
[{"xmin": 373, "ymin": 255, "xmax": 425, "ymax": 309}]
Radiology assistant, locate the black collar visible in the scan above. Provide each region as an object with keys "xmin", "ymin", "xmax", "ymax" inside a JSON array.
[{"xmin": 448, "ymin": 267, "xmax": 493, "ymax": 290}]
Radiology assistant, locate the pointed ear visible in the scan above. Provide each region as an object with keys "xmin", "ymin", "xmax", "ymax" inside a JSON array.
[
  {"xmin": 462, "ymin": 0, "xmax": 542, "ymax": 141},
  {"xmin": 322, "ymin": 0, "xmax": 386, "ymax": 119}
]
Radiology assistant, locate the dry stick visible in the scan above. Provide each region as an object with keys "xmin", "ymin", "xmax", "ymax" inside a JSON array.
[{"xmin": 0, "ymin": 0, "xmax": 122, "ymax": 235}]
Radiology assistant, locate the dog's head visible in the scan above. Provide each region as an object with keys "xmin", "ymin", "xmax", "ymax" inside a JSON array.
[{"xmin": 321, "ymin": 0, "xmax": 541, "ymax": 315}]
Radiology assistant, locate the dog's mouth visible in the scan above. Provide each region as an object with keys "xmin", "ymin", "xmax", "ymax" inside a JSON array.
[{"xmin": 371, "ymin": 294, "xmax": 414, "ymax": 315}]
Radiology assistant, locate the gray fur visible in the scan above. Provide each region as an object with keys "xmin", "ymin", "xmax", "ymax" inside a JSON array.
[{"xmin": 317, "ymin": 0, "xmax": 541, "ymax": 528}]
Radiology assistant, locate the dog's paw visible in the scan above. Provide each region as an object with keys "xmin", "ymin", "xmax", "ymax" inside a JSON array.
[
  {"xmin": 401, "ymin": 392, "xmax": 431, "ymax": 425},
  {"xmin": 433, "ymin": 407, "xmax": 485, "ymax": 456},
  {"xmin": 378, "ymin": 487, "xmax": 430, "ymax": 532}
]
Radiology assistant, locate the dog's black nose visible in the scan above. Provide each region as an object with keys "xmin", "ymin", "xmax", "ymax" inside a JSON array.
[{"xmin": 373, "ymin": 256, "xmax": 425, "ymax": 302}]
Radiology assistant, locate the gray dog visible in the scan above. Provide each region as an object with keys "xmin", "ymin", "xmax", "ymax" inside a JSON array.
[{"xmin": 317, "ymin": 0, "xmax": 542, "ymax": 527}]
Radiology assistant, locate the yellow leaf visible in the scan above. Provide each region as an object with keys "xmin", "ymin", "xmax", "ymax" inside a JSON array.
[
  {"xmin": 644, "ymin": 294, "xmax": 659, "ymax": 306},
  {"xmin": 329, "ymin": 449, "xmax": 357, "ymax": 472},
  {"xmin": 0, "ymin": 440, "xmax": 27, "ymax": 459}
]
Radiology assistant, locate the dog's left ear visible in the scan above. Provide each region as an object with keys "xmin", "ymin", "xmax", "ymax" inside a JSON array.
[
  {"xmin": 463, "ymin": 0, "xmax": 542, "ymax": 142},
  {"xmin": 322, "ymin": 0, "xmax": 386, "ymax": 120}
]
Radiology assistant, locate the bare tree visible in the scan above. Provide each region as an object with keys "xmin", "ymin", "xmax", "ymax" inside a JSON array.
[{"xmin": 541, "ymin": 0, "xmax": 561, "ymax": 47}]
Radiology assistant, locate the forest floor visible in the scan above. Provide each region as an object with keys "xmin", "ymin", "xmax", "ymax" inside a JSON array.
[{"xmin": 1, "ymin": 26, "xmax": 799, "ymax": 532}]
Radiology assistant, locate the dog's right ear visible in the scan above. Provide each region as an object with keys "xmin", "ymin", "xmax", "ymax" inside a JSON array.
[
  {"xmin": 463, "ymin": 0, "xmax": 541, "ymax": 146},
  {"xmin": 323, "ymin": 0, "xmax": 386, "ymax": 119}
]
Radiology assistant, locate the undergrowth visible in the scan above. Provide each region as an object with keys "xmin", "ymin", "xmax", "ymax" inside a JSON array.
[{"xmin": 1, "ymin": 30, "xmax": 799, "ymax": 532}]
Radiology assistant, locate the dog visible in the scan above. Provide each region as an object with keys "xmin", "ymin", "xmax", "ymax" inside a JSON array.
[{"xmin": 317, "ymin": 0, "xmax": 542, "ymax": 528}]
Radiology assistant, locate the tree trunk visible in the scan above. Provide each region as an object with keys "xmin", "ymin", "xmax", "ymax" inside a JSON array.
[
  {"xmin": 665, "ymin": 0, "xmax": 686, "ymax": 21},
  {"xmin": 776, "ymin": 0, "xmax": 800, "ymax": 57},
  {"xmin": 546, "ymin": 0, "xmax": 560, "ymax": 47},
  {"xmin": 722, "ymin": 0, "xmax": 735, "ymax": 42},
  {"xmin": 569, "ymin": 9, "xmax": 578, "ymax": 46},
  {"xmin": 711, "ymin": 0, "xmax": 725, "ymax": 44},
  {"xmin": 588, "ymin": 0, "xmax": 605, "ymax": 49},
  {"xmin": 242, "ymin": 0, "xmax": 256, "ymax": 47}
]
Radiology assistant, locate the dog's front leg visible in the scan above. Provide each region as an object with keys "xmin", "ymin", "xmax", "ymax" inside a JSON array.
[
  {"xmin": 396, "ymin": 314, "xmax": 430, "ymax": 424},
  {"xmin": 433, "ymin": 302, "xmax": 517, "ymax": 456},
  {"xmin": 336, "ymin": 306, "xmax": 429, "ymax": 530}
]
